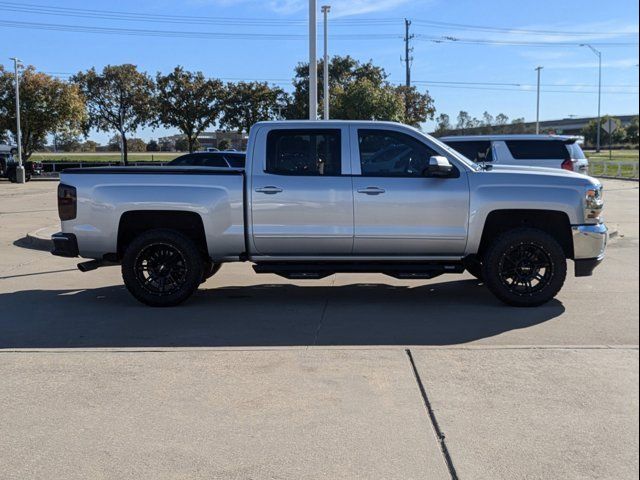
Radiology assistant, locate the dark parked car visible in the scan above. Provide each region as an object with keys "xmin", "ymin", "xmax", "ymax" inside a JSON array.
[
  {"xmin": 0, "ymin": 150, "xmax": 42, "ymax": 182},
  {"xmin": 168, "ymin": 151, "xmax": 246, "ymax": 169}
]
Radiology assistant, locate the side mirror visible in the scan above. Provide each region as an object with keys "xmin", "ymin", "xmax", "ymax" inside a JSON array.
[{"xmin": 424, "ymin": 156, "xmax": 454, "ymax": 178}]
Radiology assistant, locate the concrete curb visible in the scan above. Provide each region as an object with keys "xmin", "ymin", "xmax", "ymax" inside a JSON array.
[{"xmin": 22, "ymin": 225, "xmax": 59, "ymax": 252}]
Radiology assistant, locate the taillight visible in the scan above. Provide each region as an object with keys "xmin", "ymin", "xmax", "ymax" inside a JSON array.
[
  {"xmin": 57, "ymin": 183, "xmax": 77, "ymax": 221},
  {"xmin": 561, "ymin": 159, "xmax": 575, "ymax": 171}
]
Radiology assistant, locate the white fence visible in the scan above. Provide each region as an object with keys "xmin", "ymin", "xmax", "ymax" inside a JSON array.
[{"xmin": 588, "ymin": 160, "xmax": 639, "ymax": 180}]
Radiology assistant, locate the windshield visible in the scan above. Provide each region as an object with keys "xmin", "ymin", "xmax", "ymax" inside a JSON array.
[{"xmin": 566, "ymin": 142, "xmax": 587, "ymax": 160}]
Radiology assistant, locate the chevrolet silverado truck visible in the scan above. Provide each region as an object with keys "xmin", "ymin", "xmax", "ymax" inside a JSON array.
[{"xmin": 52, "ymin": 121, "xmax": 607, "ymax": 307}]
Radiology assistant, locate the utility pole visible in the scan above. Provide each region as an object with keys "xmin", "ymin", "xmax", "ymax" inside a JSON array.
[
  {"xmin": 308, "ymin": 0, "xmax": 318, "ymax": 120},
  {"xmin": 321, "ymin": 5, "xmax": 330, "ymax": 120},
  {"xmin": 402, "ymin": 19, "xmax": 414, "ymax": 121},
  {"xmin": 535, "ymin": 66, "xmax": 543, "ymax": 134},
  {"xmin": 581, "ymin": 44, "xmax": 602, "ymax": 152},
  {"xmin": 9, "ymin": 57, "xmax": 25, "ymax": 183}
]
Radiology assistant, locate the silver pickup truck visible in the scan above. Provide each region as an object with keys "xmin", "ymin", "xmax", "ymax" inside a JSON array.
[{"xmin": 52, "ymin": 120, "xmax": 607, "ymax": 308}]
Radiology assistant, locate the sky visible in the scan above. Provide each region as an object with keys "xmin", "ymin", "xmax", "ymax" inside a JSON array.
[{"xmin": 1, "ymin": 0, "xmax": 639, "ymax": 144}]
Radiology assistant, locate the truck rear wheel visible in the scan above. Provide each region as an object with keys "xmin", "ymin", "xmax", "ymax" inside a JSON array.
[
  {"xmin": 122, "ymin": 229, "xmax": 204, "ymax": 307},
  {"xmin": 482, "ymin": 228, "xmax": 566, "ymax": 307}
]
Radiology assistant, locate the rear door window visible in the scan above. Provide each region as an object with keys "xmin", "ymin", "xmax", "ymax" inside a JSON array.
[
  {"xmin": 443, "ymin": 141, "xmax": 492, "ymax": 162},
  {"xmin": 266, "ymin": 129, "xmax": 341, "ymax": 176},
  {"xmin": 505, "ymin": 140, "xmax": 570, "ymax": 160}
]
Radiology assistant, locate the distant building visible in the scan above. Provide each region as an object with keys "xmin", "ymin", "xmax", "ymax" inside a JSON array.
[
  {"xmin": 158, "ymin": 131, "xmax": 248, "ymax": 151},
  {"xmin": 434, "ymin": 114, "xmax": 637, "ymax": 138}
]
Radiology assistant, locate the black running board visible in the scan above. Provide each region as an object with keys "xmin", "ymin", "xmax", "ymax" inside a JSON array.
[{"xmin": 252, "ymin": 261, "xmax": 464, "ymax": 280}]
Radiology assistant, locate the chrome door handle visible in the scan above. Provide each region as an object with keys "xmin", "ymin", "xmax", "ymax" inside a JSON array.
[
  {"xmin": 255, "ymin": 186, "xmax": 283, "ymax": 194},
  {"xmin": 357, "ymin": 187, "xmax": 386, "ymax": 195}
]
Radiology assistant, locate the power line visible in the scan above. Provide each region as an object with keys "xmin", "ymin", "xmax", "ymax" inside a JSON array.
[
  {"xmin": 2, "ymin": 1, "xmax": 637, "ymax": 39},
  {"xmin": 0, "ymin": 20, "xmax": 400, "ymax": 40},
  {"xmin": 415, "ymin": 34, "xmax": 639, "ymax": 47},
  {"xmin": 411, "ymin": 19, "xmax": 638, "ymax": 37}
]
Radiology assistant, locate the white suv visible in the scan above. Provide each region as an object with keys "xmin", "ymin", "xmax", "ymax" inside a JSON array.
[{"xmin": 439, "ymin": 134, "xmax": 589, "ymax": 174}]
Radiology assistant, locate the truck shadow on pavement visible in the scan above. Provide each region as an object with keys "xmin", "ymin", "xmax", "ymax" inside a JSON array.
[{"xmin": 0, "ymin": 278, "xmax": 565, "ymax": 348}]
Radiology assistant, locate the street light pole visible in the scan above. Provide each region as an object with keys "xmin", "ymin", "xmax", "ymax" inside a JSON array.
[
  {"xmin": 308, "ymin": 0, "xmax": 317, "ymax": 120},
  {"xmin": 581, "ymin": 44, "xmax": 602, "ymax": 152},
  {"xmin": 321, "ymin": 5, "xmax": 330, "ymax": 120},
  {"xmin": 535, "ymin": 66, "xmax": 543, "ymax": 134},
  {"xmin": 9, "ymin": 57, "xmax": 25, "ymax": 183}
]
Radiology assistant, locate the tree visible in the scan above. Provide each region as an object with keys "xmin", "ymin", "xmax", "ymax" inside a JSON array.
[
  {"xmin": 433, "ymin": 113, "xmax": 451, "ymax": 136},
  {"xmin": 495, "ymin": 113, "xmax": 509, "ymax": 125},
  {"xmin": 55, "ymin": 131, "xmax": 82, "ymax": 152},
  {"xmin": 508, "ymin": 117, "xmax": 527, "ymax": 134},
  {"xmin": 456, "ymin": 111, "xmax": 472, "ymax": 132},
  {"xmin": 395, "ymin": 85, "xmax": 436, "ymax": 127},
  {"xmin": 107, "ymin": 134, "xmax": 122, "ymax": 152},
  {"xmin": 80, "ymin": 140, "xmax": 99, "ymax": 152},
  {"xmin": 0, "ymin": 65, "xmax": 85, "ymax": 160},
  {"xmin": 174, "ymin": 136, "xmax": 199, "ymax": 152},
  {"xmin": 128, "ymin": 138, "xmax": 147, "ymax": 152},
  {"xmin": 335, "ymin": 79, "xmax": 402, "ymax": 122},
  {"xmin": 220, "ymin": 81, "xmax": 285, "ymax": 133},
  {"xmin": 73, "ymin": 64, "xmax": 154, "ymax": 165},
  {"xmin": 217, "ymin": 139, "xmax": 231, "ymax": 151},
  {"xmin": 581, "ymin": 116, "xmax": 625, "ymax": 147},
  {"xmin": 155, "ymin": 67, "xmax": 225, "ymax": 153},
  {"xmin": 626, "ymin": 116, "xmax": 639, "ymax": 144},
  {"xmin": 146, "ymin": 139, "xmax": 159, "ymax": 152},
  {"xmin": 285, "ymin": 55, "xmax": 435, "ymax": 125}
]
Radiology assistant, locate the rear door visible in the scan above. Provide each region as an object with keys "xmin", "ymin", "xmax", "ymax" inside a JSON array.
[
  {"xmin": 250, "ymin": 126, "xmax": 354, "ymax": 255},
  {"xmin": 351, "ymin": 127, "xmax": 469, "ymax": 256}
]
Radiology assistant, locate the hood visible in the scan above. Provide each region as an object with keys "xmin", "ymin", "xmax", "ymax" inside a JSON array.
[{"xmin": 478, "ymin": 164, "xmax": 596, "ymax": 185}]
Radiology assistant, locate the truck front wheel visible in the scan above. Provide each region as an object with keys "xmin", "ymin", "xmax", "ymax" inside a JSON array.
[
  {"xmin": 122, "ymin": 229, "xmax": 204, "ymax": 307},
  {"xmin": 482, "ymin": 228, "xmax": 567, "ymax": 307}
]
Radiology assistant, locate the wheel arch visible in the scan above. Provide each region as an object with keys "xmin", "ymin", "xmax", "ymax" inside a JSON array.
[
  {"xmin": 476, "ymin": 209, "xmax": 574, "ymax": 259},
  {"xmin": 117, "ymin": 210, "xmax": 208, "ymax": 258}
]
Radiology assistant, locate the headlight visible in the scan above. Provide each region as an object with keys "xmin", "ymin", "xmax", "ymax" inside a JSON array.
[{"xmin": 585, "ymin": 185, "xmax": 603, "ymax": 222}]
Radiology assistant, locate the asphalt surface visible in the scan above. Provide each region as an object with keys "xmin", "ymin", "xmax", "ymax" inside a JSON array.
[{"xmin": 0, "ymin": 179, "xmax": 638, "ymax": 479}]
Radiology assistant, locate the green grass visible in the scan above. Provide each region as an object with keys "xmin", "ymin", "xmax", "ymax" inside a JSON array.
[
  {"xmin": 31, "ymin": 152, "xmax": 180, "ymax": 162},
  {"xmin": 584, "ymin": 150, "xmax": 639, "ymax": 162},
  {"xmin": 584, "ymin": 150, "xmax": 639, "ymax": 179}
]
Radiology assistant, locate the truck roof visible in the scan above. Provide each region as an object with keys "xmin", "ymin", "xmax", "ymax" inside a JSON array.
[
  {"xmin": 252, "ymin": 120, "xmax": 416, "ymax": 129},
  {"xmin": 438, "ymin": 134, "xmax": 580, "ymax": 142}
]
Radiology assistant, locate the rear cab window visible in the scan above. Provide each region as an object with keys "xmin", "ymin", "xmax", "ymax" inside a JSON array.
[{"xmin": 266, "ymin": 129, "xmax": 341, "ymax": 176}]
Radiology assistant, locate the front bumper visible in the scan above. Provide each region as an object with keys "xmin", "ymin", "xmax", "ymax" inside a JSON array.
[
  {"xmin": 51, "ymin": 232, "xmax": 79, "ymax": 258},
  {"xmin": 572, "ymin": 223, "xmax": 608, "ymax": 277}
]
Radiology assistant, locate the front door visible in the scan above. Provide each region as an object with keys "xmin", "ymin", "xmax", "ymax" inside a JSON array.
[
  {"xmin": 351, "ymin": 127, "xmax": 469, "ymax": 256},
  {"xmin": 250, "ymin": 126, "xmax": 354, "ymax": 256}
]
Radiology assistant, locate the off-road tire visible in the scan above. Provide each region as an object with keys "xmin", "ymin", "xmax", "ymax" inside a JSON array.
[
  {"xmin": 482, "ymin": 228, "xmax": 566, "ymax": 307},
  {"xmin": 122, "ymin": 229, "xmax": 204, "ymax": 307}
]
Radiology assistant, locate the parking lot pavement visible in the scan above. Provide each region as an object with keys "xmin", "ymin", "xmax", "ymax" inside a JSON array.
[
  {"xmin": 411, "ymin": 348, "xmax": 639, "ymax": 480},
  {"xmin": 0, "ymin": 349, "xmax": 450, "ymax": 480},
  {"xmin": 0, "ymin": 178, "xmax": 638, "ymax": 479}
]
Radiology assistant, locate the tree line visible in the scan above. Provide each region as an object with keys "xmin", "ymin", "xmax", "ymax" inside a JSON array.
[
  {"xmin": 434, "ymin": 110, "xmax": 639, "ymax": 148},
  {"xmin": 0, "ymin": 56, "xmax": 435, "ymax": 164}
]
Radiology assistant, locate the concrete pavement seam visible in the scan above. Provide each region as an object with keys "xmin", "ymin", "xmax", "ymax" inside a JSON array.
[{"xmin": 406, "ymin": 348, "xmax": 459, "ymax": 480}]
